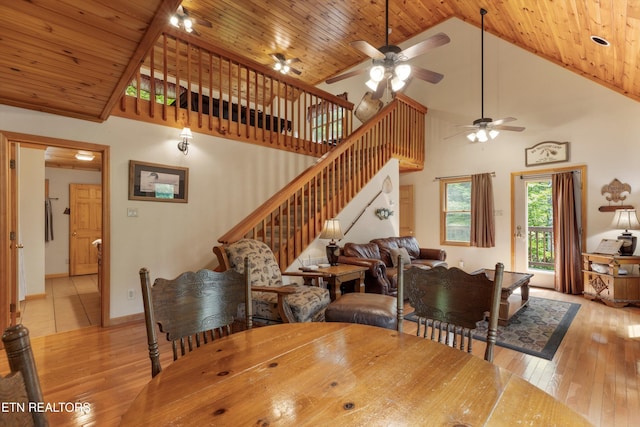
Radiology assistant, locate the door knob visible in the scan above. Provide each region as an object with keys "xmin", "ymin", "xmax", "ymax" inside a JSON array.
[{"xmin": 72, "ymin": 231, "xmax": 77, "ymax": 237}]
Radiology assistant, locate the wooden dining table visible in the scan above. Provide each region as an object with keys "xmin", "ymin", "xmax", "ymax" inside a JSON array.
[{"xmin": 121, "ymin": 322, "xmax": 591, "ymax": 426}]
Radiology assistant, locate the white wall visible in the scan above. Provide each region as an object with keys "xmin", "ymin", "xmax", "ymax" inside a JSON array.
[
  {"xmin": 398, "ymin": 18, "xmax": 640, "ymax": 272},
  {"xmin": 1, "ymin": 108, "xmax": 316, "ymax": 319},
  {"xmin": 45, "ymin": 168, "xmax": 102, "ymax": 276}
]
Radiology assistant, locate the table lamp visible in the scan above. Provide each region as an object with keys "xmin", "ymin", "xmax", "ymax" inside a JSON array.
[
  {"xmin": 611, "ymin": 209, "xmax": 640, "ymax": 255},
  {"xmin": 319, "ymin": 219, "xmax": 344, "ymax": 265}
]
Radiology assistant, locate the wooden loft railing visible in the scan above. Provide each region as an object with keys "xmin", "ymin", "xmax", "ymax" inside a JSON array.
[
  {"xmin": 217, "ymin": 94, "xmax": 427, "ymax": 271},
  {"xmin": 112, "ymin": 29, "xmax": 353, "ymax": 157}
]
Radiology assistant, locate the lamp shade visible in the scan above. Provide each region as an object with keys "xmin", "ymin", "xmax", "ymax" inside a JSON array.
[
  {"xmin": 612, "ymin": 209, "xmax": 640, "ymax": 255},
  {"xmin": 319, "ymin": 219, "xmax": 344, "ymax": 242},
  {"xmin": 611, "ymin": 209, "xmax": 640, "ymax": 231},
  {"xmin": 320, "ymin": 219, "xmax": 343, "ymax": 266}
]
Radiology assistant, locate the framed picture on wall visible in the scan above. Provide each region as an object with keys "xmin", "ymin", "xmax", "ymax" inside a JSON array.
[
  {"xmin": 129, "ymin": 160, "xmax": 189, "ymax": 202},
  {"xmin": 525, "ymin": 141, "xmax": 569, "ymax": 166}
]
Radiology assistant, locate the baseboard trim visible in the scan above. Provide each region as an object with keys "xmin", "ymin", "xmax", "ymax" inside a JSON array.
[
  {"xmin": 24, "ymin": 293, "xmax": 46, "ymax": 301},
  {"xmin": 45, "ymin": 273, "xmax": 69, "ymax": 279},
  {"xmin": 109, "ymin": 312, "xmax": 144, "ymax": 327}
]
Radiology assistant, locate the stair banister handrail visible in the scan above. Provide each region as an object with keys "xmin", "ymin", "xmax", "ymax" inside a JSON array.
[{"xmin": 217, "ymin": 97, "xmax": 403, "ymax": 244}]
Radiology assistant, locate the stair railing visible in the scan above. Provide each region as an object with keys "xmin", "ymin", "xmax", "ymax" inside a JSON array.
[{"xmin": 217, "ymin": 94, "xmax": 427, "ymax": 270}]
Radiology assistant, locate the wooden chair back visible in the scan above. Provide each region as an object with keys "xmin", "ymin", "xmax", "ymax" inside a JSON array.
[
  {"xmin": 1, "ymin": 324, "xmax": 48, "ymax": 426},
  {"xmin": 397, "ymin": 263, "xmax": 504, "ymax": 362},
  {"xmin": 139, "ymin": 258, "xmax": 252, "ymax": 377}
]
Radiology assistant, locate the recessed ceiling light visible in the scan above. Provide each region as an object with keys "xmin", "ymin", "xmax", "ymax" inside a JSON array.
[{"xmin": 590, "ymin": 35, "xmax": 610, "ymax": 46}]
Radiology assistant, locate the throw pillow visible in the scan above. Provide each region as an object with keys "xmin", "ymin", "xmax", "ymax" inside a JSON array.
[{"xmin": 390, "ymin": 247, "xmax": 411, "ymax": 267}]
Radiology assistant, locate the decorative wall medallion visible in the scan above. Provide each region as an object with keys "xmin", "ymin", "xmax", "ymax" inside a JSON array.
[
  {"xmin": 599, "ymin": 178, "xmax": 634, "ymax": 212},
  {"xmin": 525, "ymin": 141, "xmax": 569, "ymax": 166}
]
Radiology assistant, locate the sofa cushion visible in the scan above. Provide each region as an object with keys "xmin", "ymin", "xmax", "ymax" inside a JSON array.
[
  {"xmin": 371, "ymin": 236, "xmax": 421, "ymax": 266},
  {"xmin": 412, "ymin": 258, "xmax": 447, "ymax": 268},
  {"xmin": 342, "ymin": 242, "xmax": 381, "ymax": 259},
  {"xmin": 390, "ymin": 247, "xmax": 411, "ymax": 267}
]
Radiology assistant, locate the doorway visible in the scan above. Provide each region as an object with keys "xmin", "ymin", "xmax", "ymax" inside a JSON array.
[
  {"xmin": 511, "ymin": 165, "xmax": 587, "ymax": 288},
  {"xmin": 0, "ymin": 131, "xmax": 110, "ymax": 336}
]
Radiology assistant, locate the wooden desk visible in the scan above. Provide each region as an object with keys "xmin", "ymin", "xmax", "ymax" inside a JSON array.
[
  {"xmin": 121, "ymin": 323, "xmax": 590, "ymax": 426},
  {"xmin": 480, "ymin": 269, "xmax": 533, "ymax": 326},
  {"xmin": 302, "ymin": 264, "xmax": 368, "ymax": 301}
]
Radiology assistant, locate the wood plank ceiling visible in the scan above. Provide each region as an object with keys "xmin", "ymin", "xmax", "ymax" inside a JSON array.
[{"xmin": 1, "ymin": 0, "xmax": 639, "ymax": 126}]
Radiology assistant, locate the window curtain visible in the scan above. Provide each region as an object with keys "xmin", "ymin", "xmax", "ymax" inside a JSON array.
[
  {"xmin": 470, "ymin": 173, "xmax": 495, "ymax": 247},
  {"xmin": 552, "ymin": 172, "xmax": 583, "ymax": 294}
]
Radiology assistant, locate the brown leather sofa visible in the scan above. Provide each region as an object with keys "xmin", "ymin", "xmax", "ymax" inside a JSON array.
[{"xmin": 337, "ymin": 236, "xmax": 447, "ymax": 296}]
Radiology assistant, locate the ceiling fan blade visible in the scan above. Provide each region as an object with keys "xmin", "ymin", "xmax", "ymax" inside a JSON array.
[
  {"xmin": 181, "ymin": 7, "xmax": 213, "ymax": 27},
  {"xmin": 371, "ymin": 81, "xmax": 386, "ymax": 99},
  {"xmin": 490, "ymin": 117, "xmax": 517, "ymax": 126},
  {"xmin": 444, "ymin": 128, "xmax": 474, "ymax": 140},
  {"xmin": 287, "ymin": 57, "xmax": 301, "ymax": 64},
  {"xmin": 401, "ymin": 32, "xmax": 451, "ymax": 60},
  {"xmin": 290, "ymin": 67, "xmax": 302, "ymax": 75},
  {"xmin": 492, "ymin": 125, "xmax": 525, "ymax": 132},
  {"xmin": 412, "ymin": 66, "xmax": 444, "ymax": 84},
  {"xmin": 350, "ymin": 40, "xmax": 385, "ymax": 59},
  {"xmin": 325, "ymin": 68, "xmax": 367, "ymax": 84}
]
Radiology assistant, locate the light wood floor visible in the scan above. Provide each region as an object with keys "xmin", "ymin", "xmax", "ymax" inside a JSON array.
[
  {"xmin": 18, "ymin": 275, "xmax": 100, "ymax": 338},
  {"xmin": 1, "ymin": 287, "xmax": 639, "ymax": 426}
]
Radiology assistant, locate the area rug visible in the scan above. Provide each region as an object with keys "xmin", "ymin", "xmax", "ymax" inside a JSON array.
[{"xmin": 404, "ymin": 297, "xmax": 580, "ymax": 360}]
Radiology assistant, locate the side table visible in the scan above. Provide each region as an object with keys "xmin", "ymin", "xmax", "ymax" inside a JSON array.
[
  {"xmin": 582, "ymin": 252, "xmax": 640, "ymax": 307},
  {"xmin": 302, "ymin": 264, "xmax": 368, "ymax": 301}
]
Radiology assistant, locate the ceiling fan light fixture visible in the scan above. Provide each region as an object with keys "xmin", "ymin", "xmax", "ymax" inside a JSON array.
[
  {"xmin": 476, "ymin": 129, "xmax": 489, "ymax": 143},
  {"xmin": 183, "ymin": 18, "xmax": 193, "ymax": 30},
  {"xmin": 390, "ymin": 76, "xmax": 405, "ymax": 92},
  {"xmin": 274, "ymin": 62, "xmax": 282, "ymax": 71},
  {"xmin": 282, "ymin": 64, "xmax": 290, "ymax": 74},
  {"xmin": 466, "ymin": 133, "xmax": 477, "ymax": 142},
  {"xmin": 489, "ymin": 129, "xmax": 500, "ymax": 139},
  {"xmin": 365, "ymin": 79, "xmax": 379, "ymax": 91},
  {"xmin": 170, "ymin": 15, "xmax": 179, "ymax": 27},
  {"xmin": 370, "ymin": 65, "xmax": 385, "ymax": 82},
  {"xmin": 395, "ymin": 63, "xmax": 411, "ymax": 81}
]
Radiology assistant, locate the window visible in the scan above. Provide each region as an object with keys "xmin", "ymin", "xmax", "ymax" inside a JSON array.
[
  {"xmin": 309, "ymin": 103, "xmax": 343, "ymax": 143},
  {"xmin": 440, "ymin": 178, "xmax": 471, "ymax": 245}
]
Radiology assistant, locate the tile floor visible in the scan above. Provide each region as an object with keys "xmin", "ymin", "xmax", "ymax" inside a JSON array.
[{"xmin": 18, "ymin": 274, "xmax": 100, "ymax": 339}]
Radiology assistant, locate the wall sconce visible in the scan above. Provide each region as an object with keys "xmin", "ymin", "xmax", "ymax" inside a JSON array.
[
  {"xmin": 177, "ymin": 127, "xmax": 192, "ymax": 155},
  {"xmin": 319, "ymin": 218, "xmax": 344, "ymax": 265}
]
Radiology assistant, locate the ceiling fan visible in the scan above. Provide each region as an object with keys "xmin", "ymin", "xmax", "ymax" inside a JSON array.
[
  {"xmin": 270, "ymin": 53, "xmax": 302, "ymax": 75},
  {"xmin": 325, "ymin": 0, "xmax": 449, "ymax": 100},
  {"xmin": 169, "ymin": 5, "xmax": 212, "ymax": 35},
  {"xmin": 448, "ymin": 8, "xmax": 525, "ymax": 142}
]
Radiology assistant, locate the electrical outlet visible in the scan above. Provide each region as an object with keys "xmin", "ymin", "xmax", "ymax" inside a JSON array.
[
  {"xmin": 127, "ymin": 288, "xmax": 135, "ymax": 300},
  {"xmin": 127, "ymin": 208, "xmax": 138, "ymax": 217}
]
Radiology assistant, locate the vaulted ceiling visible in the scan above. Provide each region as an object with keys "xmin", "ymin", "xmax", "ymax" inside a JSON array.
[{"xmin": 1, "ymin": 0, "xmax": 638, "ymax": 123}]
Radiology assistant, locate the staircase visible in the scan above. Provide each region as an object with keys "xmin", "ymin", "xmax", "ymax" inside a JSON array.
[
  {"xmin": 110, "ymin": 29, "xmax": 427, "ymax": 271},
  {"xmin": 217, "ymin": 94, "xmax": 427, "ymax": 271}
]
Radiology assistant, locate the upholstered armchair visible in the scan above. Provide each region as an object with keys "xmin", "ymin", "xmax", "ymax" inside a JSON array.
[{"xmin": 213, "ymin": 239, "xmax": 331, "ymax": 323}]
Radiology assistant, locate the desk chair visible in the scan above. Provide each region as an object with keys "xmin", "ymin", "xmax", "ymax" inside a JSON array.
[
  {"xmin": 1, "ymin": 324, "xmax": 48, "ymax": 426},
  {"xmin": 139, "ymin": 259, "xmax": 252, "ymax": 378},
  {"xmin": 399, "ymin": 262, "xmax": 504, "ymax": 362}
]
